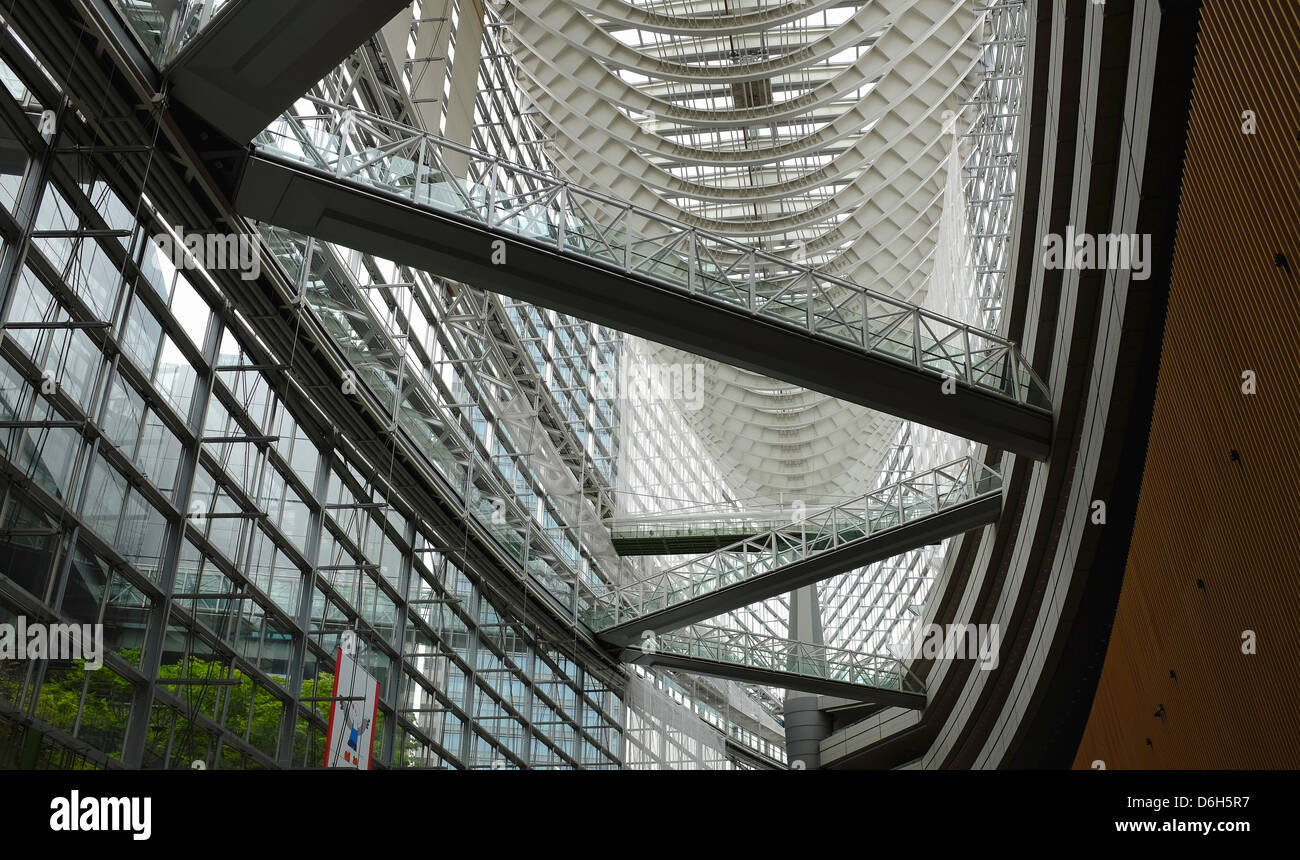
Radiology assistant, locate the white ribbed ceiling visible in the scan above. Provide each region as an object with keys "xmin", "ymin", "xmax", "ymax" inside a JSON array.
[{"xmin": 502, "ymin": 0, "xmax": 987, "ymax": 498}]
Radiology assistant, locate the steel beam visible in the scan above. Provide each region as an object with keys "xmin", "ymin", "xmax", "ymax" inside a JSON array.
[
  {"xmin": 166, "ymin": 0, "xmax": 412, "ymax": 143},
  {"xmin": 619, "ymin": 647, "xmax": 927, "ymax": 709},
  {"xmin": 596, "ymin": 492, "xmax": 1001, "ymax": 646},
  {"xmin": 229, "ymin": 154, "xmax": 1054, "ymax": 458}
]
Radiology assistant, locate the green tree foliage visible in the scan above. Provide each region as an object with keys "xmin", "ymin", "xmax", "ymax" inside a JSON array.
[{"xmin": 6, "ymin": 650, "xmax": 340, "ymax": 768}]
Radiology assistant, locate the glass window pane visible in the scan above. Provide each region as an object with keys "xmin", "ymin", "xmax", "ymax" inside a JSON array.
[{"xmin": 153, "ymin": 336, "xmax": 196, "ymax": 419}]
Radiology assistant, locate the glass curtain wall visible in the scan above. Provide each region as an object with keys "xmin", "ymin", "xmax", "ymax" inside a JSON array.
[{"xmin": 0, "ymin": 29, "xmax": 622, "ymax": 770}]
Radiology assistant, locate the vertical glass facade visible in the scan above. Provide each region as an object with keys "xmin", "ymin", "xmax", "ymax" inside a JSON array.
[{"xmin": 0, "ymin": 30, "xmax": 625, "ymax": 770}]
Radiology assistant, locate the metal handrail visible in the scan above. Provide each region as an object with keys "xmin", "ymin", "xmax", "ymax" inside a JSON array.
[
  {"xmin": 251, "ymin": 98, "xmax": 1052, "ymax": 412},
  {"xmin": 582, "ymin": 456, "xmax": 1000, "ymax": 629},
  {"xmin": 646, "ymin": 628, "xmax": 925, "ymax": 695}
]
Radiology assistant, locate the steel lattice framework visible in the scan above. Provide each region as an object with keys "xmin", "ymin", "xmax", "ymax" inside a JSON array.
[
  {"xmin": 252, "ymin": 100, "xmax": 1049, "ymax": 414},
  {"xmin": 82, "ymin": 0, "xmax": 1037, "ymax": 758},
  {"xmin": 493, "ymin": 0, "xmax": 1022, "ymax": 501},
  {"xmin": 588, "ymin": 456, "xmax": 998, "ymax": 626}
]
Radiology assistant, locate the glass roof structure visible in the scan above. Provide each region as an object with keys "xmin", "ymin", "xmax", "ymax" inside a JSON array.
[
  {"xmin": 491, "ymin": 0, "xmax": 1026, "ymax": 687},
  {"xmin": 0, "ymin": 0, "xmax": 1029, "ymax": 769}
]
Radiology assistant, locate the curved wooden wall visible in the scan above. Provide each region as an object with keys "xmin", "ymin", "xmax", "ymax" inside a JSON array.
[{"xmin": 1074, "ymin": 0, "xmax": 1300, "ymax": 769}]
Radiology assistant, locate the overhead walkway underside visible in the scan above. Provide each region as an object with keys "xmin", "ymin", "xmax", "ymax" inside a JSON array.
[
  {"xmin": 610, "ymin": 530, "xmax": 763, "ymax": 556},
  {"xmin": 223, "ymin": 105, "xmax": 1054, "ymax": 459},
  {"xmin": 586, "ymin": 458, "xmax": 1001, "ymax": 647},
  {"xmin": 620, "ymin": 628, "xmax": 926, "ymax": 708},
  {"xmin": 160, "ymin": 0, "xmax": 411, "ymax": 143},
  {"xmin": 608, "ymin": 519, "xmax": 776, "ymax": 555},
  {"xmin": 608, "ymin": 507, "xmax": 889, "ymax": 555}
]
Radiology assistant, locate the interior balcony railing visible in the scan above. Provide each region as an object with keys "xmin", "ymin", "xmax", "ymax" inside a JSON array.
[
  {"xmin": 620, "ymin": 626, "xmax": 926, "ymax": 708},
  {"xmin": 584, "ymin": 457, "xmax": 1001, "ymax": 645},
  {"xmin": 228, "ymin": 99, "xmax": 1054, "ymax": 458},
  {"xmin": 608, "ymin": 492, "xmax": 865, "ymax": 555}
]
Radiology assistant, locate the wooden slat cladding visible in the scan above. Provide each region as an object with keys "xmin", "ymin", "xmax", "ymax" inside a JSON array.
[{"xmin": 1073, "ymin": 0, "xmax": 1300, "ymax": 769}]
